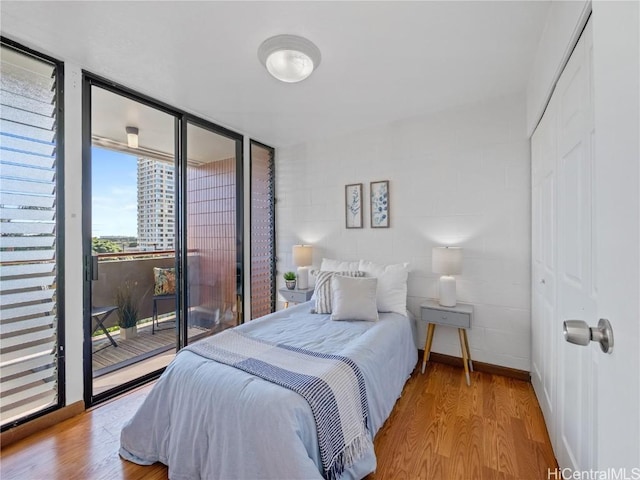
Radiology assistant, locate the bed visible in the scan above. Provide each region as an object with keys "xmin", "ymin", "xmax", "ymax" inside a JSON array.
[{"xmin": 120, "ymin": 299, "xmax": 417, "ymax": 479}]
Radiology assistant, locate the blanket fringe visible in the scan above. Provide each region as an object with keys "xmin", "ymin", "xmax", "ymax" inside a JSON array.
[{"xmin": 325, "ymin": 432, "xmax": 374, "ymax": 480}]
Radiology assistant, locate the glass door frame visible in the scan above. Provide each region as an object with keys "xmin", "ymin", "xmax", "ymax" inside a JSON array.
[
  {"xmin": 177, "ymin": 117, "xmax": 244, "ymax": 348},
  {"xmin": 82, "ymin": 73, "xmax": 245, "ymax": 407},
  {"xmin": 81, "ymin": 72, "xmax": 183, "ymax": 406}
]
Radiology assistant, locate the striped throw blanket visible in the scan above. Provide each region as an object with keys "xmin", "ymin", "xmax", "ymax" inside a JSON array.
[{"xmin": 183, "ymin": 330, "xmax": 372, "ymax": 480}]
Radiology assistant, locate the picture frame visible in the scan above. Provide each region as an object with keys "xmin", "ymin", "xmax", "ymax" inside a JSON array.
[
  {"xmin": 345, "ymin": 183, "xmax": 363, "ymax": 229},
  {"xmin": 370, "ymin": 180, "xmax": 390, "ymax": 228}
]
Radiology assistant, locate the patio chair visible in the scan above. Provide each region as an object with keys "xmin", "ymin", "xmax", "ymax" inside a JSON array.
[{"xmin": 92, "ymin": 305, "xmax": 118, "ymax": 352}]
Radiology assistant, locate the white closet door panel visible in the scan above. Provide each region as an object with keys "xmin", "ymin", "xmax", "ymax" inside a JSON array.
[
  {"xmin": 530, "ymin": 95, "xmax": 558, "ymax": 445},
  {"xmin": 556, "ymin": 20, "xmax": 596, "ymax": 471}
]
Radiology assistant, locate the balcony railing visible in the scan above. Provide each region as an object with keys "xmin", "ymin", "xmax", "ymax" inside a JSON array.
[
  {"xmin": 93, "ymin": 250, "xmax": 174, "ymax": 328},
  {"xmin": 91, "ymin": 250, "xmax": 237, "ymax": 378}
]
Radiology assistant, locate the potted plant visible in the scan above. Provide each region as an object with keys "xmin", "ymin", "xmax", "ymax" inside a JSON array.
[
  {"xmin": 283, "ymin": 271, "xmax": 297, "ymax": 290},
  {"xmin": 115, "ymin": 281, "xmax": 140, "ymax": 340}
]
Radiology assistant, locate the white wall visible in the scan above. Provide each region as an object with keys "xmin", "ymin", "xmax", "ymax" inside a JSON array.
[
  {"xmin": 526, "ymin": 0, "xmax": 590, "ymax": 136},
  {"xmin": 276, "ymin": 93, "xmax": 532, "ymax": 371},
  {"xmin": 63, "ymin": 63, "xmax": 85, "ymax": 405}
]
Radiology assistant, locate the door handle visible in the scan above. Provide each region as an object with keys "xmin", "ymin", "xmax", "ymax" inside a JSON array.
[
  {"xmin": 85, "ymin": 255, "xmax": 99, "ymax": 281},
  {"xmin": 91, "ymin": 255, "xmax": 99, "ymax": 281},
  {"xmin": 563, "ymin": 318, "xmax": 614, "ymax": 354}
]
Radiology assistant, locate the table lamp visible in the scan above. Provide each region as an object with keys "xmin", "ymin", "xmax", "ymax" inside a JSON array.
[
  {"xmin": 292, "ymin": 245, "xmax": 313, "ymax": 290},
  {"xmin": 432, "ymin": 246, "xmax": 463, "ymax": 307}
]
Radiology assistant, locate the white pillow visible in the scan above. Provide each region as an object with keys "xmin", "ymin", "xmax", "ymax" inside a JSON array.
[
  {"xmin": 358, "ymin": 260, "xmax": 409, "ymax": 315},
  {"xmin": 331, "ymin": 275, "xmax": 379, "ymax": 322},
  {"xmin": 311, "ymin": 270, "xmax": 365, "ymax": 314},
  {"xmin": 320, "ymin": 257, "xmax": 359, "ymax": 272}
]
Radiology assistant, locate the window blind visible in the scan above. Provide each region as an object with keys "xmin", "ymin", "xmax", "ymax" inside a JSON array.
[
  {"xmin": 250, "ymin": 142, "xmax": 275, "ymax": 320},
  {"xmin": 0, "ymin": 43, "xmax": 61, "ymax": 428}
]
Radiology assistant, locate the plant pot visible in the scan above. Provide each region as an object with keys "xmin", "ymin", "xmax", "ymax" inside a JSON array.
[
  {"xmin": 120, "ymin": 325, "xmax": 137, "ymax": 340},
  {"xmin": 285, "ymin": 280, "xmax": 296, "ymax": 290}
]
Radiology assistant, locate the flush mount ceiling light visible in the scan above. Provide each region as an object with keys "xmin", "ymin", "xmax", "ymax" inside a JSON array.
[
  {"xmin": 125, "ymin": 126, "xmax": 139, "ymax": 148},
  {"xmin": 258, "ymin": 34, "xmax": 321, "ymax": 83}
]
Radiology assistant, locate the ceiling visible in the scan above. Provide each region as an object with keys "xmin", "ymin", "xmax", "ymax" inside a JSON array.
[
  {"xmin": 1, "ymin": 1, "xmax": 550, "ymax": 147},
  {"xmin": 91, "ymin": 86, "xmax": 236, "ymax": 162}
]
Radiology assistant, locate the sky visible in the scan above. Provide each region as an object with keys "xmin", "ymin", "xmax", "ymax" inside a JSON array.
[{"xmin": 92, "ymin": 147, "xmax": 138, "ymax": 237}]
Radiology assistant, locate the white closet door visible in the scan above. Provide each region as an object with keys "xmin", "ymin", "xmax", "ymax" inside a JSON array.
[
  {"xmin": 531, "ymin": 18, "xmax": 596, "ymax": 469},
  {"xmin": 532, "ymin": 7, "xmax": 640, "ymax": 471},
  {"xmin": 592, "ymin": 1, "xmax": 640, "ymax": 469},
  {"xmin": 531, "ymin": 98, "xmax": 558, "ymax": 446},
  {"xmin": 555, "ymin": 20, "xmax": 596, "ymax": 470}
]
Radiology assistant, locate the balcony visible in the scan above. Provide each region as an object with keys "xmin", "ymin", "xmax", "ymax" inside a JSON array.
[{"xmin": 91, "ymin": 250, "xmax": 237, "ymax": 394}]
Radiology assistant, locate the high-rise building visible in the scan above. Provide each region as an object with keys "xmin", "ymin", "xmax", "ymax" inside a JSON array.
[{"xmin": 137, "ymin": 157, "xmax": 175, "ymax": 251}]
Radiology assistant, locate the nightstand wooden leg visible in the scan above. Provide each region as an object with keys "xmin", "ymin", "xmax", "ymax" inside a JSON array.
[
  {"xmin": 426, "ymin": 323, "xmax": 435, "ymax": 361},
  {"xmin": 458, "ymin": 328, "xmax": 471, "ymax": 386},
  {"xmin": 421, "ymin": 323, "xmax": 436, "ymax": 374},
  {"xmin": 462, "ymin": 329, "xmax": 473, "ymax": 372},
  {"xmin": 284, "ymin": 301, "xmax": 289, "ymax": 309}
]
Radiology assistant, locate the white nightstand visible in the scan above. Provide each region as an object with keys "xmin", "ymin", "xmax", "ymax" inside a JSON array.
[
  {"xmin": 279, "ymin": 288, "xmax": 314, "ymax": 308},
  {"xmin": 420, "ymin": 300, "xmax": 474, "ymax": 386}
]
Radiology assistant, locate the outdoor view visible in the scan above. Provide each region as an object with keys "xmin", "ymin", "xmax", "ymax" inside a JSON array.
[
  {"xmin": 92, "ymin": 147, "xmax": 174, "ymax": 253},
  {"xmin": 90, "ymin": 145, "xmax": 180, "ymax": 395},
  {"xmin": 92, "ymin": 147, "xmax": 141, "ymax": 253}
]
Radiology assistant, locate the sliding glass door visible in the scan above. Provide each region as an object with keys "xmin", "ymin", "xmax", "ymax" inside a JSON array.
[
  {"xmin": 83, "ymin": 75, "xmax": 245, "ymax": 405},
  {"xmin": 84, "ymin": 81, "xmax": 179, "ymax": 403},
  {"xmin": 182, "ymin": 120, "xmax": 243, "ymax": 344}
]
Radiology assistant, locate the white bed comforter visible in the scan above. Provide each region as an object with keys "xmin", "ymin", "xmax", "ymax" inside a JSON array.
[{"xmin": 120, "ymin": 302, "xmax": 417, "ymax": 480}]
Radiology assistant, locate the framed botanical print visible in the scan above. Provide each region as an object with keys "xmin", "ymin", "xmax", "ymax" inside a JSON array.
[
  {"xmin": 370, "ymin": 180, "xmax": 389, "ymax": 228},
  {"xmin": 345, "ymin": 183, "xmax": 363, "ymax": 229}
]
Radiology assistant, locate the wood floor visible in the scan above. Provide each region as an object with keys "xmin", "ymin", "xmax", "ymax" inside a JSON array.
[
  {"xmin": 367, "ymin": 363, "xmax": 557, "ymax": 479},
  {"xmin": 0, "ymin": 362, "xmax": 556, "ymax": 480}
]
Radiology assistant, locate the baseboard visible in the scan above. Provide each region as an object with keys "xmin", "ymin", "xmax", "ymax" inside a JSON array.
[
  {"xmin": 0, "ymin": 400, "xmax": 85, "ymax": 449},
  {"xmin": 420, "ymin": 350, "xmax": 531, "ymax": 382}
]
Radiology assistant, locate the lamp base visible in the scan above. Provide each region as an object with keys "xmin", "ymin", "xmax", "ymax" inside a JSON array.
[
  {"xmin": 296, "ymin": 266, "xmax": 309, "ymax": 290},
  {"xmin": 438, "ymin": 275, "xmax": 457, "ymax": 307}
]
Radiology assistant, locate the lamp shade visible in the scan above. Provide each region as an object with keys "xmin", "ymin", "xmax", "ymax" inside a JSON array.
[
  {"xmin": 292, "ymin": 245, "xmax": 313, "ymax": 267},
  {"xmin": 432, "ymin": 247, "xmax": 463, "ymax": 275}
]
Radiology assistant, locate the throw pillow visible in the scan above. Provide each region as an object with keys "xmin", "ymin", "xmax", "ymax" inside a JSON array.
[
  {"xmin": 153, "ymin": 267, "xmax": 176, "ymax": 296},
  {"xmin": 331, "ymin": 275, "xmax": 379, "ymax": 322},
  {"xmin": 358, "ymin": 260, "xmax": 409, "ymax": 315},
  {"xmin": 312, "ymin": 270, "xmax": 364, "ymax": 314}
]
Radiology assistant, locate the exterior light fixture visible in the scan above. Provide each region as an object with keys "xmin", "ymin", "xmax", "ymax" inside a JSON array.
[
  {"xmin": 258, "ymin": 34, "xmax": 321, "ymax": 83},
  {"xmin": 126, "ymin": 126, "xmax": 139, "ymax": 148}
]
